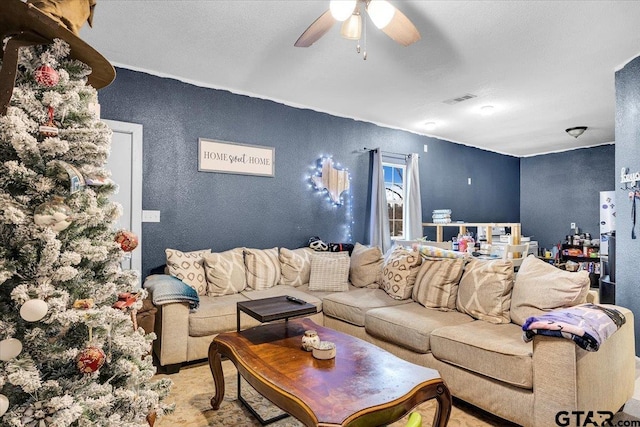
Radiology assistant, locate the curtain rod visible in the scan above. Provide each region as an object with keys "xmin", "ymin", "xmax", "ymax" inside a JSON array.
[{"xmin": 362, "ymin": 147, "xmax": 418, "ymax": 159}]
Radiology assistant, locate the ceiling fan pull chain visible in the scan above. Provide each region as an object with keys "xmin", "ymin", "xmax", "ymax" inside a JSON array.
[{"xmin": 363, "ymin": 8, "xmax": 367, "ymax": 60}]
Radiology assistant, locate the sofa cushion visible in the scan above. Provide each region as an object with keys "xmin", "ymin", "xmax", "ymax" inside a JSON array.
[
  {"xmin": 323, "ymin": 288, "xmax": 411, "ymax": 327},
  {"xmin": 165, "ymin": 248, "xmax": 211, "ymax": 295},
  {"xmin": 203, "ymin": 248, "xmax": 246, "ymax": 296},
  {"xmin": 365, "ymin": 303, "xmax": 475, "ymax": 353},
  {"xmin": 430, "ymin": 321, "xmax": 534, "ymax": 389},
  {"xmin": 510, "ymin": 255, "xmax": 590, "ymax": 326},
  {"xmin": 381, "ymin": 246, "xmax": 422, "ymax": 300},
  {"xmin": 456, "ymin": 259, "xmax": 514, "ymax": 324},
  {"xmin": 241, "ymin": 285, "xmax": 323, "ymax": 312},
  {"xmin": 349, "ymin": 243, "xmax": 383, "ymax": 288},
  {"xmin": 308, "ymin": 252, "xmax": 350, "ymax": 292},
  {"xmin": 279, "ymin": 247, "xmax": 313, "ymax": 287},
  {"xmin": 189, "ymin": 293, "xmax": 252, "ymax": 337},
  {"xmin": 412, "ymin": 257, "xmax": 465, "ymax": 311},
  {"xmin": 296, "ymin": 283, "xmax": 359, "ymax": 300},
  {"xmin": 244, "ymin": 247, "xmax": 281, "ymax": 290}
]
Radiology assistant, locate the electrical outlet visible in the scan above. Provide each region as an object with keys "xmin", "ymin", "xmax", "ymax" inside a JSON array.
[{"xmin": 570, "ymin": 222, "xmax": 576, "ymax": 229}]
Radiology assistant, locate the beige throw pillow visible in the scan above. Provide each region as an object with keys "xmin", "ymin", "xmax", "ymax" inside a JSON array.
[
  {"xmin": 510, "ymin": 255, "xmax": 590, "ymax": 326},
  {"xmin": 279, "ymin": 247, "xmax": 314, "ymax": 287},
  {"xmin": 381, "ymin": 246, "xmax": 422, "ymax": 300},
  {"xmin": 308, "ymin": 252, "xmax": 350, "ymax": 292},
  {"xmin": 244, "ymin": 248, "xmax": 281, "ymax": 290},
  {"xmin": 349, "ymin": 243, "xmax": 383, "ymax": 288},
  {"xmin": 412, "ymin": 257, "xmax": 465, "ymax": 310},
  {"xmin": 456, "ymin": 259, "xmax": 514, "ymax": 324},
  {"xmin": 203, "ymin": 248, "xmax": 247, "ymax": 296},
  {"xmin": 165, "ymin": 248, "xmax": 211, "ymax": 295}
]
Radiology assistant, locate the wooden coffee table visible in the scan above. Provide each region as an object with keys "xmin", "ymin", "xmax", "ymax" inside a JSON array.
[{"xmin": 209, "ymin": 318, "xmax": 451, "ymax": 427}]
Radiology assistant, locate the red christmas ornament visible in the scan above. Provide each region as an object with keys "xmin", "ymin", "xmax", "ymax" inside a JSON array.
[
  {"xmin": 115, "ymin": 230, "xmax": 138, "ymax": 252},
  {"xmin": 77, "ymin": 346, "xmax": 106, "ymax": 373},
  {"xmin": 34, "ymin": 64, "xmax": 60, "ymax": 87}
]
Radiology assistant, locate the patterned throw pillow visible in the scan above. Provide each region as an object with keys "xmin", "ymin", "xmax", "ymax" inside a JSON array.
[
  {"xmin": 308, "ymin": 252, "xmax": 350, "ymax": 292},
  {"xmin": 412, "ymin": 257, "xmax": 465, "ymax": 310},
  {"xmin": 165, "ymin": 248, "xmax": 211, "ymax": 295},
  {"xmin": 381, "ymin": 246, "xmax": 422, "ymax": 300},
  {"xmin": 349, "ymin": 243, "xmax": 383, "ymax": 288},
  {"xmin": 203, "ymin": 248, "xmax": 247, "ymax": 296},
  {"xmin": 244, "ymin": 248, "xmax": 281, "ymax": 290},
  {"xmin": 415, "ymin": 244, "xmax": 467, "ymax": 260},
  {"xmin": 279, "ymin": 247, "xmax": 314, "ymax": 287},
  {"xmin": 456, "ymin": 259, "xmax": 514, "ymax": 324},
  {"xmin": 510, "ymin": 255, "xmax": 590, "ymax": 326}
]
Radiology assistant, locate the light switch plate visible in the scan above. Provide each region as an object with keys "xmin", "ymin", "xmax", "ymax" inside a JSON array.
[{"xmin": 142, "ymin": 210, "xmax": 160, "ymax": 223}]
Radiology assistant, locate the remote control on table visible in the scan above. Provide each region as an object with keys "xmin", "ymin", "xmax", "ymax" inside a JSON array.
[{"xmin": 286, "ymin": 295, "xmax": 306, "ymax": 304}]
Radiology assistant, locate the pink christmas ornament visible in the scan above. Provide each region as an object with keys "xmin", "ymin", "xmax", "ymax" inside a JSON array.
[
  {"xmin": 115, "ymin": 230, "xmax": 139, "ymax": 252},
  {"xmin": 34, "ymin": 64, "xmax": 60, "ymax": 87}
]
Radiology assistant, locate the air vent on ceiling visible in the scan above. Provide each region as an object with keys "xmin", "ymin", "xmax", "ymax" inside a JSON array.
[{"xmin": 443, "ymin": 93, "xmax": 477, "ymax": 105}]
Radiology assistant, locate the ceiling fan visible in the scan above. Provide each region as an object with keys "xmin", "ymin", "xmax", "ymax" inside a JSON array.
[{"xmin": 294, "ymin": 0, "xmax": 420, "ymax": 55}]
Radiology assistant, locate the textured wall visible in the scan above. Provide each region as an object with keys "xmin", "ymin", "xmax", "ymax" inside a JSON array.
[
  {"xmin": 521, "ymin": 145, "xmax": 615, "ymax": 251},
  {"xmin": 98, "ymin": 69, "xmax": 520, "ymax": 277},
  {"xmin": 615, "ymin": 55, "xmax": 640, "ymax": 355}
]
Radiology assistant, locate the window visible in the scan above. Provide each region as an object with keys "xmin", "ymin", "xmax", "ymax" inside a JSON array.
[{"xmin": 383, "ymin": 163, "xmax": 405, "ymax": 238}]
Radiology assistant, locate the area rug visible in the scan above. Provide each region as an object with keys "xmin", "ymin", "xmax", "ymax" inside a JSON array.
[
  {"xmin": 153, "ymin": 360, "xmax": 519, "ymax": 426},
  {"xmin": 153, "ymin": 360, "xmax": 640, "ymax": 427}
]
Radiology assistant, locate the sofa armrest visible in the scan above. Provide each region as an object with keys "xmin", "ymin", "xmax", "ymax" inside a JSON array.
[
  {"xmin": 144, "ymin": 274, "xmax": 191, "ymax": 367},
  {"xmin": 586, "ymin": 289, "xmax": 599, "ymax": 304},
  {"xmin": 532, "ymin": 305, "xmax": 635, "ymax": 426}
]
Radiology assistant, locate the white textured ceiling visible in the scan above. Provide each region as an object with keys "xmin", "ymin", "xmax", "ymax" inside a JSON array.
[{"xmin": 80, "ymin": 1, "xmax": 640, "ymax": 157}]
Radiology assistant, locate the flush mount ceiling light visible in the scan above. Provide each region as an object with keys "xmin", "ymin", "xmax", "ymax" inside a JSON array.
[
  {"xmin": 295, "ymin": 0, "xmax": 421, "ymax": 59},
  {"xmin": 480, "ymin": 105, "xmax": 495, "ymax": 116},
  {"xmin": 566, "ymin": 126, "xmax": 588, "ymax": 138},
  {"xmin": 424, "ymin": 122, "xmax": 437, "ymax": 131}
]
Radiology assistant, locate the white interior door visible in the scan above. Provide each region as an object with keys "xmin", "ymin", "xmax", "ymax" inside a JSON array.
[{"xmin": 103, "ymin": 120, "xmax": 143, "ymax": 280}]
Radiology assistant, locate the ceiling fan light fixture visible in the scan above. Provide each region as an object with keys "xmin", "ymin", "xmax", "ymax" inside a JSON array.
[
  {"xmin": 330, "ymin": 0, "xmax": 357, "ymax": 21},
  {"xmin": 367, "ymin": 0, "xmax": 396, "ymax": 29},
  {"xmin": 340, "ymin": 13, "xmax": 362, "ymax": 40},
  {"xmin": 566, "ymin": 126, "xmax": 587, "ymax": 138}
]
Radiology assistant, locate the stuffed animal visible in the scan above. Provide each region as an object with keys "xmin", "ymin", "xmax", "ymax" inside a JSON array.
[
  {"xmin": 308, "ymin": 237, "xmax": 354, "ymax": 254},
  {"xmin": 308, "ymin": 236, "xmax": 329, "ymax": 251},
  {"xmin": 27, "ymin": 0, "xmax": 96, "ymax": 35}
]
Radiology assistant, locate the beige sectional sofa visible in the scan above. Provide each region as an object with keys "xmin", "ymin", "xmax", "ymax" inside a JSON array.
[{"xmin": 144, "ymin": 243, "xmax": 635, "ymax": 427}]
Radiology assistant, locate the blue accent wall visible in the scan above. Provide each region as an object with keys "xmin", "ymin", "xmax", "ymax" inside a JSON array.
[
  {"xmin": 615, "ymin": 55, "xmax": 640, "ymax": 355},
  {"xmin": 98, "ymin": 69, "xmax": 520, "ymax": 277},
  {"xmin": 520, "ymin": 144, "xmax": 615, "ymax": 251}
]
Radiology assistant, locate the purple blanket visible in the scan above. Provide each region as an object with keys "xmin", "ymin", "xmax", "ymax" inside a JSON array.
[{"xmin": 522, "ymin": 303, "xmax": 625, "ymax": 352}]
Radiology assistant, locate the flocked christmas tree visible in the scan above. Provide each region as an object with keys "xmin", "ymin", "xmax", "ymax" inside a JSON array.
[{"xmin": 0, "ymin": 40, "xmax": 171, "ymax": 426}]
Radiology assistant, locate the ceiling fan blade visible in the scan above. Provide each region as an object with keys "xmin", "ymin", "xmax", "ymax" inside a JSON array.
[
  {"xmin": 294, "ymin": 9, "xmax": 336, "ymax": 47},
  {"xmin": 380, "ymin": 6, "xmax": 421, "ymax": 47}
]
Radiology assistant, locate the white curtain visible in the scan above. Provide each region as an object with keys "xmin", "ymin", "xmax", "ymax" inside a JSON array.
[
  {"xmin": 404, "ymin": 153, "xmax": 423, "ymax": 240},
  {"xmin": 368, "ymin": 149, "xmax": 391, "ymax": 253}
]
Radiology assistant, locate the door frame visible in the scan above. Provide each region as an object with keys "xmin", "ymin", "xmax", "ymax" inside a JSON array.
[{"xmin": 103, "ymin": 119, "xmax": 143, "ymax": 277}]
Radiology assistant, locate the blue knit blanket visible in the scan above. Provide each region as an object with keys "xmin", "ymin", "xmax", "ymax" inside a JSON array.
[
  {"xmin": 522, "ymin": 303, "xmax": 625, "ymax": 352},
  {"xmin": 143, "ymin": 274, "xmax": 200, "ymax": 310}
]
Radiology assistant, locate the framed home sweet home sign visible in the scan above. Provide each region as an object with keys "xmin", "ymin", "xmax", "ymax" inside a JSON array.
[{"xmin": 198, "ymin": 138, "xmax": 275, "ymax": 177}]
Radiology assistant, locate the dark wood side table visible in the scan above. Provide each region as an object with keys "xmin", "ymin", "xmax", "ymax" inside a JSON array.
[{"xmin": 234, "ymin": 295, "xmax": 318, "ymax": 424}]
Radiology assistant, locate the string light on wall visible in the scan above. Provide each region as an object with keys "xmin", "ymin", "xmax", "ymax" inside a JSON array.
[{"xmin": 309, "ymin": 156, "xmax": 354, "ymax": 241}]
